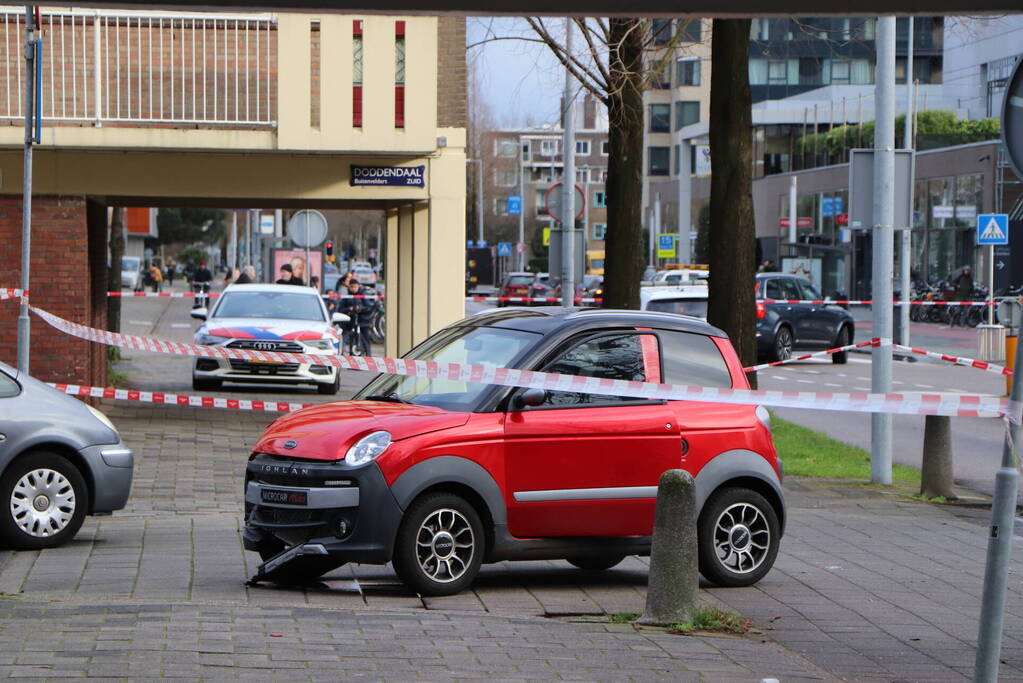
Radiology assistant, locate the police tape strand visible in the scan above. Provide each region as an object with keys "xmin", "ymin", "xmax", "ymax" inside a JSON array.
[
  {"xmin": 49, "ymin": 383, "xmax": 311, "ymax": 413},
  {"xmin": 0, "ymin": 288, "xmax": 27, "ymax": 300},
  {"xmin": 25, "ymin": 304, "xmax": 1017, "ymax": 421},
  {"xmin": 743, "ymin": 338, "xmax": 886, "ymax": 373}
]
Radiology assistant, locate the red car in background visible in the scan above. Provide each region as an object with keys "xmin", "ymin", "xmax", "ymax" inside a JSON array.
[
  {"xmin": 243, "ymin": 308, "xmax": 785, "ymax": 595},
  {"xmin": 495, "ymin": 271, "xmax": 535, "ymax": 306}
]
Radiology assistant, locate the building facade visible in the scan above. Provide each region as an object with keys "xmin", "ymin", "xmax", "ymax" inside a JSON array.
[{"xmin": 480, "ymin": 96, "xmax": 609, "ymax": 274}]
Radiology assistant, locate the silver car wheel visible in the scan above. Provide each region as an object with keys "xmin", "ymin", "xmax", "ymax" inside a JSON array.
[
  {"xmin": 712, "ymin": 502, "xmax": 771, "ymax": 575},
  {"xmin": 414, "ymin": 508, "xmax": 475, "ymax": 584},
  {"xmin": 10, "ymin": 468, "xmax": 76, "ymax": 538}
]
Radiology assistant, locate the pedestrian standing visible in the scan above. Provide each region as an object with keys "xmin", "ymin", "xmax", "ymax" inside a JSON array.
[
  {"xmin": 165, "ymin": 261, "xmax": 176, "ymax": 287},
  {"xmin": 148, "ymin": 263, "xmax": 164, "ymax": 293}
]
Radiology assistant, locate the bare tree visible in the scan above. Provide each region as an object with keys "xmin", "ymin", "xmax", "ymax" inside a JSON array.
[
  {"xmin": 107, "ymin": 207, "xmax": 125, "ymax": 334},
  {"xmin": 504, "ymin": 18, "xmax": 695, "ymax": 309},
  {"xmin": 707, "ymin": 18, "xmax": 757, "ymax": 384}
]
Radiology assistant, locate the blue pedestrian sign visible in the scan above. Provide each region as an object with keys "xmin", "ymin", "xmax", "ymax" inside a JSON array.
[
  {"xmin": 977, "ymin": 213, "xmax": 1009, "ymax": 245},
  {"xmin": 507, "ymin": 195, "xmax": 522, "ymax": 215},
  {"xmin": 497, "ymin": 242, "xmax": 512, "ymax": 257}
]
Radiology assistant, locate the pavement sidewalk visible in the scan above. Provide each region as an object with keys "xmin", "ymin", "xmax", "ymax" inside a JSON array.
[{"xmin": 1, "ymin": 401, "xmax": 1021, "ymax": 680}]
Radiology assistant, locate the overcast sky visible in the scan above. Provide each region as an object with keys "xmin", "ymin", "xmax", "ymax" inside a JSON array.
[{"xmin": 467, "ymin": 18, "xmax": 565, "ymax": 128}]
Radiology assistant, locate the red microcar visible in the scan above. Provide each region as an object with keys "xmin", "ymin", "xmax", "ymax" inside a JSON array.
[{"xmin": 243, "ymin": 308, "xmax": 784, "ymax": 596}]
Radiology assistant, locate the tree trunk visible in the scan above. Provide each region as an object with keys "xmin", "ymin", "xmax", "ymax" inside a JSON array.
[
  {"xmin": 602, "ymin": 18, "xmax": 645, "ymax": 311},
  {"xmin": 708, "ymin": 19, "xmax": 757, "ymax": 388},
  {"xmin": 107, "ymin": 207, "xmax": 125, "ymax": 333}
]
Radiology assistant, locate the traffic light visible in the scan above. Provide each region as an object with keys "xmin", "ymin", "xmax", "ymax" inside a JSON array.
[{"xmin": 325, "ymin": 240, "xmax": 334, "ymax": 258}]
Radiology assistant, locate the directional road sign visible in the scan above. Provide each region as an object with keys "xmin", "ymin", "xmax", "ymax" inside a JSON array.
[{"xmin": 977, "ymin": 213, "xmax": 1009, "ymax": 246}]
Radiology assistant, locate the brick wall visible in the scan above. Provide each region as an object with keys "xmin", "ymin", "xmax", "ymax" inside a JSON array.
[
  {"xmin": 0, "ymin": 195, "xmax": 104, "ymax": 385},
  {"xmin": 437, "ymin": 17, "xmax": 466, "ymax": 129}
]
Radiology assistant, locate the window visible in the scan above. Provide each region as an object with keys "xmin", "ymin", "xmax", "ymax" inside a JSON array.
[
  {"xmin": 767, "ymin": 59, "xmax": 788, "ymax": 85},
  {"xmin": 591, "ymin": 167, "xmax": 606, "ymax": 182},
  {"xmin": 394, "ymin": 21, "xmax": 406, "ymax": 127},
  {"xmin": 678, "ymin": 18, "xmax": 701, "ymax": 42},
  {"xmin": 674, "ymin": 101, "xmax": 700, "ymax": 130},
  {"xmin": 540, "ymin": 139, "xmax": 560, "ymax": 156},
  {"xmin": 601, "ymin": 141, "xmax": 609, "ymax": 156},
  {"xmin": 658, "ymin": 331, "xmax": 732, "ymax": 388},
  {"xmin": 352, "ymin": 20, "xmax": 363, "ymax": 127},
  {"xmin": 649, "ymin": 60, "xmax": 671, "ymax": 88},
  {"xmin": 494, "ymin": 198, "xmax": 508, "ymax": 215},
  {"xmin": 594, "ymin": 191, "xmax": 607, "ymax": 208},
  {"xmin": 521, "ymin": 141, "xmax": 531, "ymax": 161},
  {"xmin": 575, "ymin": 140, "xmax": 590, "ymax": 155},
  {"xmin": 592, "ymin": 223, "xmax": 607, "ymax": 240},
  {"xmin": 535, "ymin": 188, "xmax": 548, "ymax": 211},
  {"xmin": 765, "ymin": 278, "xmax": 801, "ymax": 300},
  {"xmin": 538, "ymin": 333, "xmax": 654, "ymax": 406},
  {"xmin": 495, "ymin": 169, "xmax": 517, "ymax": 187},
  {"xmin": 651, "ymin": 18, "xmax": 672, "ymax": 45},
  {"xmin": 494, "ymin": 139, "xmax": 518, "ymax": 157},
  {"xmin": 676, "ymin": 58, "xmax": 700, "ymax": 87},
  {"xmin": 674, "ymin": 144, "xmax": 680, "ymax": 175},
  {"xmin": 830, "ymin": 59, "xmax": 851, "ymax": 85},
  {"xmin": 648, "ymin": 147, "xmax": 670, "ymax": 176},
  {"xmin": 649, "ymin": 104, "xmax": 671, "ymax": 133},
  {"xmin": 0, "ymin": 370, "xmax": 19, "ymax": 398},
  {"xmin": 797, "ymin": 280, "xmax": 821, "ymax": 300}
]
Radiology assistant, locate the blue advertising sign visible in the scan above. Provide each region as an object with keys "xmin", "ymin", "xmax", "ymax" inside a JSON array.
[
  {"xmin": 507, "ymin": 195, "xmax": 522, "ymax": 215},
  {"xmin": 497, "ymin": 242, "xmax": 512, "ymax": 257},
  {"xmin": 977, "ymin": 213, "xmax": 1009, "ymax": 245},
  {"xmin": 822, "ymin": 196, "xmax": 843, "ymax": 217},
  {"xmin": 350, "ymin": 165, "xmax": 425, "ymax": 187}
]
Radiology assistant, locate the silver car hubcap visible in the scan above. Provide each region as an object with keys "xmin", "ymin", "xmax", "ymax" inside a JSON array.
[
  {"xmin": 713, "ymin": 502, "xmax": 771, "ymax": 574},
  {"xmin": 10, "ymin": 468, "xmax": 76, "ymax": 538},
  {"xmin": 415, "ymin": 508, "xmax": 475, "ymax": 583}
]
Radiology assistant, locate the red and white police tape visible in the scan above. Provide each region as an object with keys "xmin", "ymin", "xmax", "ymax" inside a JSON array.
[
  {"xmin": 0, "ymin": 288, "xmax": 27, "ymax": 301},
  {"xmin": 761, "ymin": 299, "xmax": 999, "ymax": 306},
  {"xmin": 891, "ymin": 344, "xmax": 1013, "ymax": 377},
  {"xmin": 107, "ymin": 291, "xmax": 386, "ymax": 300},
  {"xmin": 50, "ymin": 383, "xmax": 311, "ymax": 413},
  {"xmin": 25, "ymin": 304, "xmax": 1018, "ymax": 421},
  {"xmin": 743, "ymin": 338, "xmax": 886, "ymax": 373}
]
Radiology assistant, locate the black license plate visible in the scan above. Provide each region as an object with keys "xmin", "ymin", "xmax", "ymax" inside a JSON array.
[{"xmin": 261, "ymin": 488, "xmax": 308, "ymax": 505}]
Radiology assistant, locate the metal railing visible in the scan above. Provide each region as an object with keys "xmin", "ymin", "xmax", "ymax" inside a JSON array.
[{"xmin": 0, "ymin": 9, "xmax": 277, "ymax": 126}]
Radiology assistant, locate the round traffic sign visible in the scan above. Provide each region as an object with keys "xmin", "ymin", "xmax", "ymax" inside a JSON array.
[
  {"xmin": 1001, "ymin": 57, "xmax": 1023, "ymax": 181},
  {"xmin": 544, "ymin": 183, "xmax": 586, "ymax": 224},
  {"xmin": 287, "ymin": 210, "xmax": 328, "ymax": 247}
]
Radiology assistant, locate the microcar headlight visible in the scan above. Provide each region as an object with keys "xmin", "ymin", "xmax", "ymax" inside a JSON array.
[
  {"xmin": 344, "ymin": 431, "xmax": 392, "ymax": 466},
  {"xmin": 196, "ymin": 334, "xmax": 225, "ymax": 346},
  {"xmin": 306, "ymin": 338, "xmax": 335, "ymax": 351},
  {"xmin": 86, "ymin": 404, "xmax": 118, "ymax": 434}
]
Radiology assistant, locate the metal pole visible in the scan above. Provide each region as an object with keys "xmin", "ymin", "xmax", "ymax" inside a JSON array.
[
  {"xmin": 581, "ymin": 164, "xmax": 589, "ymax": 256},
  {"xmin": 93, "ymin": 11, "xmax": 101, "ymax": 126},
  {"xmin": 654, "ymin": 193, "xmax": 662, "ymax": 268},
  {"xmin": 17, "ymin": 4, "xmax": 36, "ymax": 374},
  {"xmin": 228, "ymin": 211, "xmax": 238, "ymax": 270},
  {"xmin": 560, "ymin": 18, "xmax": 576, "ymax": 309},
  {"xmin": 477, "ymin": 157, "xmax": 484, "ymax": 245},
  {"xmin": 677, "ymin": 141, "xmax": 692, "ymax": 264},
  {"xmin": 518, "ymin": 137, "xmax": 525, "ymax": 270},
  {"xmin": 871, "ymin": 16, "xmax": 896, "ymax": 485},
  {"xmin": 788, "ymin": 175, "xmax": 798, "ymax": 245},
  {"xmin": 974, "ymin": 333, "xmax": 1023, "ymax": 681},
  {"xmin": 899, "ymin": 16, "xmax": 914, "ymax": 346}
]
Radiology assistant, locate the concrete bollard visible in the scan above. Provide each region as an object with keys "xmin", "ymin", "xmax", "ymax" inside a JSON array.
[
  {"xmin": 921, "ymin": 415, "xmax": 957, "ymax": 500},
  {"xmin": 638, "ymin": 469, "xmax": 698, "ymax": 627}
]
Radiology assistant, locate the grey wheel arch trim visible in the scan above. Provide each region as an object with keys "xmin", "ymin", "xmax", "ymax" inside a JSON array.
[
  {"xmin": 694, "ymin": 449, "xmax": 785, "ymax": 534},
  {"xmin": 389, "ymin": 456, "xmax": 507, "ymax": 527}
]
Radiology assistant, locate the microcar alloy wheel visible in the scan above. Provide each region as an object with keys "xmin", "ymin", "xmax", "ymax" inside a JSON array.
[
  {"xmin": 393, "ymin": 493, "xmax": 484, "ymax": 596},
  {"xmin": 697, "ymin": 487, "xmax": 780, "ymax": 587},
  {"xmin": 0, "ymin": 452, "xmax": 88, "ymax": 549}
]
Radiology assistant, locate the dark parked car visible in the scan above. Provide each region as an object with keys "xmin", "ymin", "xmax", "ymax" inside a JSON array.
[
  {"xmin": 756, "ymin": 273, "xmax": 855, "ymax": 362},
  {"xmin": 527, "ymin": 273, "xmax": 552, "ymax": 304}
]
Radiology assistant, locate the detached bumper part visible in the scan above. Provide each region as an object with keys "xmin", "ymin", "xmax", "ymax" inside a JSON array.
[{"xmin": 247, "ymin": 543, "xmax": 329, "ymax": 585}]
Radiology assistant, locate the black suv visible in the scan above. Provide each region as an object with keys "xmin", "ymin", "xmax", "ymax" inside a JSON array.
[{"xmin": 755, "ymin": 273, "xmax": 855, "ymax": 362}]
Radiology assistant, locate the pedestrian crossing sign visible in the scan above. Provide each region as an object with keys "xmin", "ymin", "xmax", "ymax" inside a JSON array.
[{"xmin": 977, "ymin": 214, "xmax": 1009, "ymax": 245}]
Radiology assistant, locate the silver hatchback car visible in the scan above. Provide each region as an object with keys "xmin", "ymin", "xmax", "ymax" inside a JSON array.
[{"xmin": 0, "ymin": 362, "xmax": 134, "ymax": 548}]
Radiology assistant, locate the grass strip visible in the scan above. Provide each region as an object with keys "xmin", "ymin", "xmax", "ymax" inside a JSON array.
[{"xmin": 772, "ymin": 417, "xmax": 920, "ymax": 482}]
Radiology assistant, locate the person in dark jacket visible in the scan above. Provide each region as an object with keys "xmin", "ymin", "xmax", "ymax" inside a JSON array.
[
  {"xmin": 341, "ymin": 278, "xmax": 376, "ymax": 354},
  {"xmin": 953, "ymin": 265, "xmax": 974, "ymax": 300},
  {"xmin": 235, "ymin": 265, "xmax": 254, "ymax": 284},
  {"xmin": 275, "ymin": 263, "xmax": 295, "ymax": 285},
  {"xmin": 192, "ymin": 261, "xmax": 213, "ymax": 285}
]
